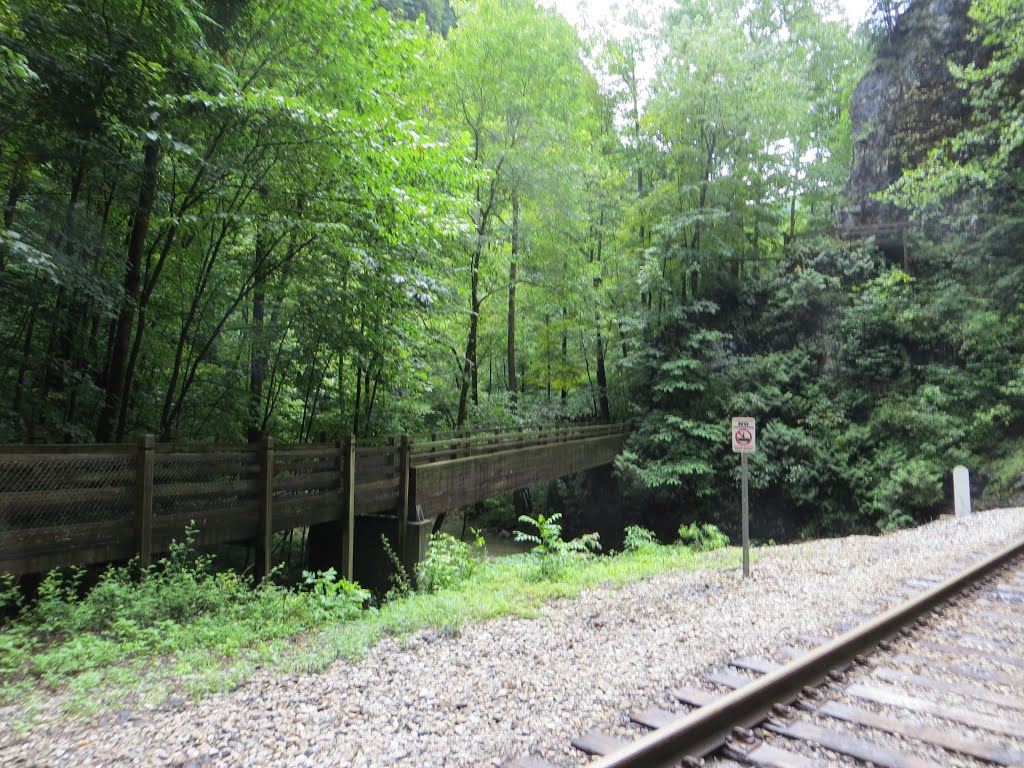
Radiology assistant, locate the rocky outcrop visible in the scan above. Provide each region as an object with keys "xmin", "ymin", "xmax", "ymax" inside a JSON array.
[{"xmin": 842, "ymin": 0, "xmax": 981, "ymax": 231}]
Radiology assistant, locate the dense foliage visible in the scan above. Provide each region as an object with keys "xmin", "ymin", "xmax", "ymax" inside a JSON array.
[
  {"xmin": 610, "ymin": 0, "xmax": 1024, "ymax": 537},
  {"xmin": 1, "ymin": 0, "xmax": 1021, "ymax": 537}
]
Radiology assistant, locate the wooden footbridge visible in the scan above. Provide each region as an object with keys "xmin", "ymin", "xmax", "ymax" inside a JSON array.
[{"xmin": 0, "ymin": 424, "xmax": 626, "ymax": 583}]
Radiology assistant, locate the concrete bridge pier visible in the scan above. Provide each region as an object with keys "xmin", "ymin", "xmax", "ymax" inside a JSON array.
[
  {"xmin": 344, "ymin": 514, "xmax": 433, "ymax": 595},
  {"xmin": 306, "ymin": 521, "xmax": 344, "ymax": 576},
  {"xmin": 582, "ymin": 465, "xmax": 624, "ymax": 551}
]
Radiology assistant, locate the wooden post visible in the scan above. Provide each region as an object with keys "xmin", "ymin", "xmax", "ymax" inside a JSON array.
[
  {"xmin": 397, "ymin": 434, "xmax": 411, "ymax": 557},
  {"xmin": 741, "ymin": 451, "xmax": 750, "ymax": 578},
  {"xmin": 256, "ymin": 436, "xmax": 274, "ymax": 581},
  {"xmin": 135, "ymin": 434, "xmax": 155, "ymax": 569},
  {"xmin": 342, "ymin": 435, "xmax": 356, "ymax": 581}
]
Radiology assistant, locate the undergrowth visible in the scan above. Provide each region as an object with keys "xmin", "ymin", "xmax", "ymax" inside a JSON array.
[
  {"xmin": 0, "ymin": 523, "xmax": 740, "ymax": 721},
  {"xmin": 0, "ymin": 525, "xmax": 368, "ymax": 715}
]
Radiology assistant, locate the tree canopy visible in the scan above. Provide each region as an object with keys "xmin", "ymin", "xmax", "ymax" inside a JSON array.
[{"xmin": 1, "ymin": 0, "xmax": 1021, "ymax": 538}]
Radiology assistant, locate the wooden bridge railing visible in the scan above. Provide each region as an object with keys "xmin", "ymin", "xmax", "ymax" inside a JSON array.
[{"xmin": 0, "ymin": 424, "xmax": 625, "ymax": 579}]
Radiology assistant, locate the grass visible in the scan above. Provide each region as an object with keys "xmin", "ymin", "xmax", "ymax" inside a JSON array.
[
  {"xmin": 284, "ymin": 542, "xmax": 741, "ymax": 673},
  {"xmin": 0, "ymin": 530, "xmax": 741, "ymax": 725}
]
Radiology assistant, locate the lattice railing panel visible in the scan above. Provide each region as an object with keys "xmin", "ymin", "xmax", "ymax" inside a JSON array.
[
  {"xmin": 153, "ymin": 448, "xmax": 260, "ymax": 517},
  {"xmin": 273, "ymin": 446, "xmax": 340, "ymax": 515},
  {"xmin": 0, "ymin": 451, "xmax": 135, "ymax": 530},
  {"xmin": 354, "ymin": 444, "xmax": 398, "ymax": 514}
]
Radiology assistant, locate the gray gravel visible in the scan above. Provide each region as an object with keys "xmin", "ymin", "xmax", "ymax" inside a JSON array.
[{"xmin": 2, "ymin": 508, "xmax": 1023, "ymax": 768}]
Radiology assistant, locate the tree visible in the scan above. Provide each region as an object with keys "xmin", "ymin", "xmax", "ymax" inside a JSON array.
[
  {"xmin": 435, "ymin": 0, "xmax": 603, "ymax": 424},
  {"xmin": 0, "ymin": 0, "xmax": 467, "ymax": 442}
]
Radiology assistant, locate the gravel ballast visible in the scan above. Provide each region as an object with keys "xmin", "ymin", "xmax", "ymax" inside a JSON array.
[{"xmin": 2, "ymin": 508, "xmax": 1023, "ymax": 768}]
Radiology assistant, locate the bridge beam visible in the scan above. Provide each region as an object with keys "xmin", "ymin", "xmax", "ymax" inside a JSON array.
[{"xmin": 411, "ymin": 434, "xmax": 625, "ymax": 519}]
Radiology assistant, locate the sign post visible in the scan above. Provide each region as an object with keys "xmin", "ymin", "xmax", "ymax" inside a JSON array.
[{"xmin": 731, "ymin": 417, "xmax": 756, "ymax": 577}]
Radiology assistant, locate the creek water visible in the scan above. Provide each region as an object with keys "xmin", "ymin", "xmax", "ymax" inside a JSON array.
[
  {"xmin": 435, "ymin": 513, "xmax": 532, "ymax": 558},
  {"xmin": 479, "ymin": 532, "xmax": 532, "ymax": 558}
]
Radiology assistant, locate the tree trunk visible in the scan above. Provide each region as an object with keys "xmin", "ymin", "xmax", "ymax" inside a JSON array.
[
  {"xmin": 40, "ymin": 164, "xmax": 86, "ymax": 428},
  {"xmin": 560, "ymin": 307, "xmax": 568, "ymax": 407},
  {"xmin": 352, "ymin": 365, "xmax": 363, "ymax": 436},
  {"xmin": 545, "ymin": 313, "xmax": 551, "ymax": 401},
  {"xmin": 456, "ymin": 339, "xmax": 471, "ymax": 426},
  {"xmin": 457, "ymin": 246, "xmax": 481, "ymax": 427},
  {"xmin": 298, "ymin": 343, "xmax": 322, "ymax": 442},
  {"xmin": 680, "ymin": 131, "xmax": 717, "ymax": 300},
  {"xmin": 13, "ymin": 310, "xmax": 35, "ymax": 418},
  {"xmin": 364, "ymin": 366, "xmax": 379, "ymax": 432},
  {"xmin": 580, "ymin": 331, "xmax": 597, "ymax": 415},
  {"xmin": 1, "ymin": 165, "xmax": 27, "ymax": 270},
  {"xmin": 97, "ymin": 134, "xmax": 160, "ymax": 442},
  {"xmin": 247, "ymin": 226, "xmax": 269, "ymax": 441},
  {"xmin": 507, "ymin": 193, "xmax": 519, "ymax": 401},
  {"xmin": 593, "ymin": 209, "xmax": 610, "ymax": 421},
  {"xmin": 337, "ymin": 352, "xmax": 346, "ymax": 428},
  {"xmin": 595, "ymin": 314, "xmax": 610, "ymax": 422},
  {"xmin": 117, "ymin": 121, "xmax": 232, "ymax": 437}
]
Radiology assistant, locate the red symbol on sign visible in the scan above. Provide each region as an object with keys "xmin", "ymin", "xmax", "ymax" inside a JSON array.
[{"xmin": 735, "ymin": 429, "xmax": 753, "ymax": 445}]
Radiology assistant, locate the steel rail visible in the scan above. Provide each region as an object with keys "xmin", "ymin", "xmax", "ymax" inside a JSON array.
[{"xmin": 587, "ymin": 534, "xmax": 1024, "ymax": 768}]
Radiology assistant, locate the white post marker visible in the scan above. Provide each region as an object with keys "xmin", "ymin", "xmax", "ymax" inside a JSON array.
[
  {"xmin": 732, "ymin": 417, "xmax": 756, "ymax": 577},
  {"xmin": 953, "ymin": 465, "xmax": 972, "ymax": 517}
]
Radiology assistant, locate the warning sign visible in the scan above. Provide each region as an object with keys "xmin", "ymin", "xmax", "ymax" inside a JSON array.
[{"xmin": 731, "ymin": 417, "xmax": 756, "ymax": 453}]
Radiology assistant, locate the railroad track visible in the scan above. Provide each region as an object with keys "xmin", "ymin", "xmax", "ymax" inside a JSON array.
[{"xmin": 506, "ymin": 536, "xmax": 1024, "ymax": 768}]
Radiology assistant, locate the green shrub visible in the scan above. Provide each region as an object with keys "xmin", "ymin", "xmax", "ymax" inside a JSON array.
[
  {"xmin": 0, "ymin": 523, "xmax": 374, "ymax": 698},
  {"xmin": 979, "ymin": 446, "xmax": 1024, "ymax": 507},
  {"xmin": 301, "ymin": 568, "xmax": 371, "ymax": 620},
  {"xmin": 514, "ymin": 512, "xmax": 600, "ymax": 579},
  {"xmin": 677, "ymin": 522, "xmax": 729, "ymax": 552},
  {"xmin": 623, "ymin": 525, "xmax": 659, "ymax": 552},
  {"xmin": 0, "ymin": 574, "xmax": 23, "ymax": 620},
  {"xmin": 416, "ymin": 532, "xmax": 486, "ymax": 593},
  {"xmin": 380, "ymin": 534, "xmax": 412, "ymax": 601}
]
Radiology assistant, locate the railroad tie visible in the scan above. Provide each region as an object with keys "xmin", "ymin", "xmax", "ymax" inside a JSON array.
[{"xmin": 570, "ymin": 729, "xmax": 629, "ymax": 757}]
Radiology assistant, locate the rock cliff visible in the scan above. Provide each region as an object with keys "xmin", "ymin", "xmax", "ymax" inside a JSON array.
[{"xmin": 842, "ymin": 0, "xmax": 981, "ymax": 231}]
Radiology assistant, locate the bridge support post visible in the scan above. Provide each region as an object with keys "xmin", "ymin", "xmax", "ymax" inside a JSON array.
[
  {"xmin": 397, "ymin": 434, "xmax": 411, "ymax": 560},
  {"xmin": 255, "ymin": 436, "xmax": 274, "ymax": 581},
  {"xmin": 349, "ymin": 514, "xmax": 432, "ymax": 594},
  {"xmin": 403, "ymin": 517, "xmax": 433, "ymax": 587},
  {"xmin": 307, "ymin": 435, "xmax": 356, "ymax": 581},
  {"xmin": 134, "ymin": 434, "xmax": 155, "ymax": 569},
  {"xmin": 342, "ymin": 435, "xmax": 356, "ymax": 580}
]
